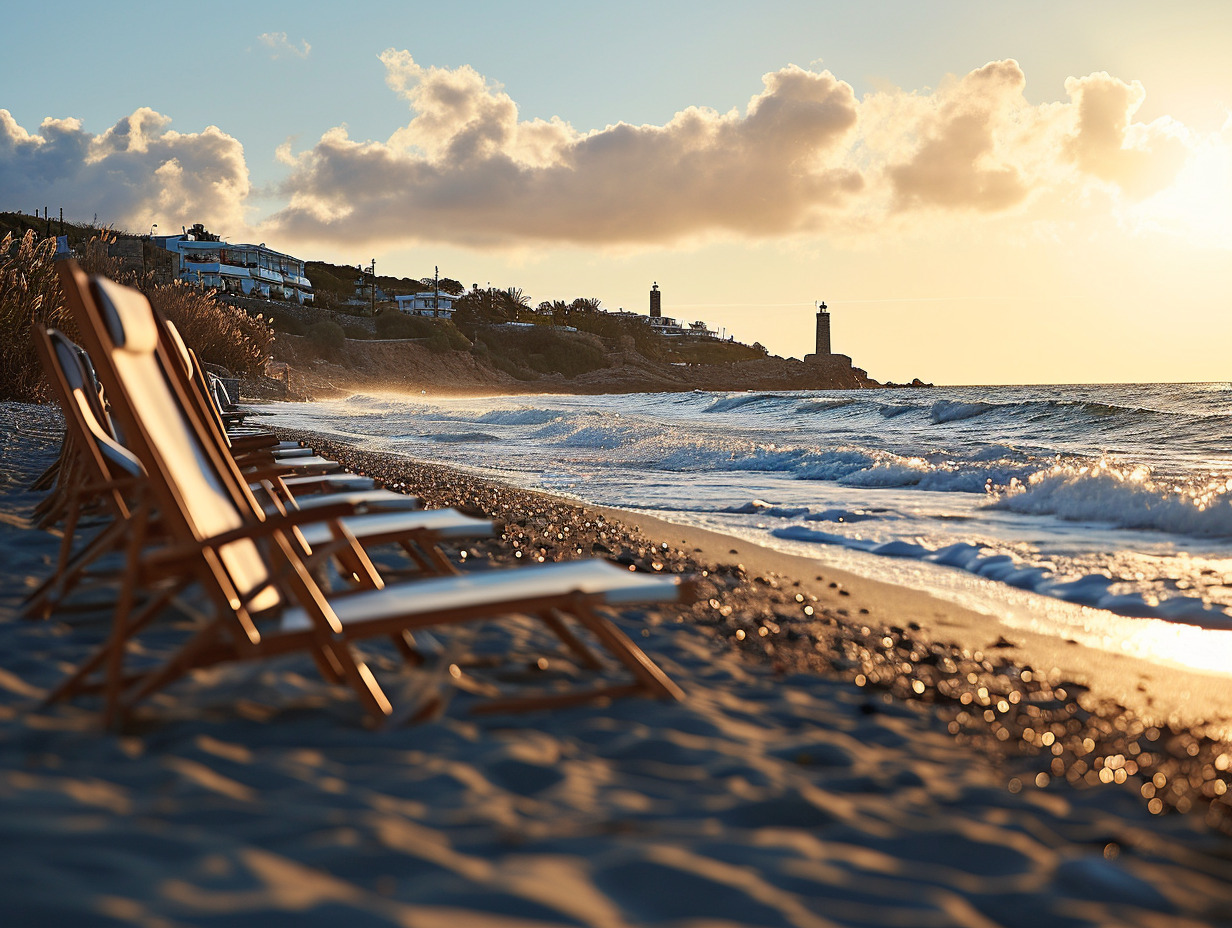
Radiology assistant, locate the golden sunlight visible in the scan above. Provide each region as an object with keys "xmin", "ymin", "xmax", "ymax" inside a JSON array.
[{"xmin": 1135, "ymin": 131, "xmax": 1232, "ymax": 247}]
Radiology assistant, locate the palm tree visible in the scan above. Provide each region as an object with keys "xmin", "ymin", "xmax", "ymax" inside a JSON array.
[{"xmin": 500, "ymin": 287, "xmax": 531, "ymax": 322}]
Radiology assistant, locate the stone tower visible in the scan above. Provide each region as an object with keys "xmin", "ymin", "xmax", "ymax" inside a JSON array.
[
  {"xmin": 650, "ymin": 282, "xmax": 661, "ymax": 318},
  {"xmin": 815, "ymin": 301, "xmax": 831, "ymax": 355}
]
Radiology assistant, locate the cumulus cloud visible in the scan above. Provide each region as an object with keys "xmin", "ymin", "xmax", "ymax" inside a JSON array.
[
  {"xmin": 0, "ymin": 55, "xmax": 1209, "ymax": 251},
  {"xmin": 258, "ymin": 32, "xmax": 311, "ymax": 60},
  {"xmin": 265, "ymin": 53, "xmax": 1201, "ymax": 249},
  {"xmin": 0, "ymin": 107, "xmax": 249, "ymax": 233},
  {"xmin": 269, "ymin": 51, "xmax": 864, "ymax": 247},
  {"xmin": 1064, "ymin": 72, "xmax": 1188, "ymax": 198},
  {"xmin": 885, "ymin": 60, "xmax": 1032, "ymax": 212}
]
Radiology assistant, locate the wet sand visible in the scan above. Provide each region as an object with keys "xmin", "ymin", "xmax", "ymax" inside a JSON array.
[{"xmin": 2, "ymin": 403, "xmax": 1231, "ymax": 926}]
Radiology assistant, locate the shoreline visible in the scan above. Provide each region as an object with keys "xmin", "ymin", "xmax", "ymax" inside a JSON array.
[{"xmin": 284, "ymin": 428, "xmax": 1232, "ymax": 834}]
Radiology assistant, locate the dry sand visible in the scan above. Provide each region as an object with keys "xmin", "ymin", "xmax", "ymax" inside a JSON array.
[{"xmin": 2, "ymin": 403, "xmax": 1231, "ymax": 927}]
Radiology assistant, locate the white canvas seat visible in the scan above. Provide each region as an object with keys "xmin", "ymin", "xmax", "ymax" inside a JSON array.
[{"xmin": 280, "ymin": 560, "xmax": 685, "ymax": 633}]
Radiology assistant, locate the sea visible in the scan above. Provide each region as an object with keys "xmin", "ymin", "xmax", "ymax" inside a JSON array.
[{"xmin": 254, "ymin": 383, "xmax": 1232, "ymax": 675}]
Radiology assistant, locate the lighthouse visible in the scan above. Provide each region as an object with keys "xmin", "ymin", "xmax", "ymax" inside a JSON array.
[
  {"xmin": 815, "ymin": 301, "xmax": 831, "ymax": 355},
  {"xmin": 650, "ymin": 282, "xmax": 662, "ymax": 318}
]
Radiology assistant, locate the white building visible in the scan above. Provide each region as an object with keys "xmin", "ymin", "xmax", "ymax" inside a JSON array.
[
  {"xmin": 395, "ymin": 291, "xmax": 457, "ymax": 318},
  {"xmin": 647, "ymin": 315, "xmax": 719, "ymax": 338},
  {"xmin": 153, "ymin": 224, "xmax": 313, "ymax": 304}
]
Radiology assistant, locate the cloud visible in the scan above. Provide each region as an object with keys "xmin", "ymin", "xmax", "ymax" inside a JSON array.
[
  {"xmin": 269, "ymin": 51, "xmax": 864, "ymax": 248},
  {"xmin": 0, "ymin": 107, "xmax": 249, "ymax": 233},
  {"xmin": 266, "ymin": 53, "xmax": 1201, "ymax": 250},
  {"xmin": 1063, "ymin": 72, "xmax": 1188, "ymax": 198},
  {"xmin": 258, "ymin": 32, "xmax": 311, "ymax": 60},
  {"xmin": 884, "ymin": 60, "xmax": 1032, "ymax": 212},
  {"xmin": 0, "ymin": 56, "xmax": 1211, "ymax": 251}
]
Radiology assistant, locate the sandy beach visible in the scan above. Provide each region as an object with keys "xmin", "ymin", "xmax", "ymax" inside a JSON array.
[{"xmin": 3, "ymin": 401, "xmax": 1232, "ymax": 927}]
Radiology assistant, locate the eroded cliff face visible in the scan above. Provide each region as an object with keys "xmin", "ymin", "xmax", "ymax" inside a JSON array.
[
  {"xmin": 563, "ymin": 353, "xmax": 878, "ymax": 393},
  {"xmin": 257, "ymin": 332, "xmax": 886, "ymax": 400}
]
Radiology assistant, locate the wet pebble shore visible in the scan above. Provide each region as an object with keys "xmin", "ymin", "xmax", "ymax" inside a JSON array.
[{"xmin": 284, "ymin": 429, "xmax": 1232, "ymax": 839}]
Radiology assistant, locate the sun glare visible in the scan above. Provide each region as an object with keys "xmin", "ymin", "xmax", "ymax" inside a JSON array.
[{"xmin": 1136, "ymin": 133, "xmax": 1232, "ymax": 247}]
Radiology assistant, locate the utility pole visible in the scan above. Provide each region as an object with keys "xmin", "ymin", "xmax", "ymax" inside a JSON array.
[
  {"xmin": 434, "ymin": 265, "xmax": 440, "ymax": 317},
  {"xmin": 369, "ymin": 258, "xmax": 376, "ymax": 316}
]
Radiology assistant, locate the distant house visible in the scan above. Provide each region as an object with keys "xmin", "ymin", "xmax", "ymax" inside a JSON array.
[
  {"xmin": 395, "ymin": 291, "xmax": 457, "ymax": 318},
  {"xmin": 152, "ymin": 223, "xmax": 313, "ymax": 304}
]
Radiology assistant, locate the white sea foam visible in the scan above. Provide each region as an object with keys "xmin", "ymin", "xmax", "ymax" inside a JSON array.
[
  {"xmin": 990, "ymin": 461, "xmax": 1232, "ymax": 537},
  {"xmin": 475, "ymin": 408, "xmax": 566, "ymax": 426}
]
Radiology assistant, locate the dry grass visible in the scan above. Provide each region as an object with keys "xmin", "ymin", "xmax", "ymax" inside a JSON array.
[
  {"xmin": 147, "ymin": 281, "xmax": 274, "ymax": 378},
  {"xmin": 0, "ymin": 230, "xmax": 274, "ymax": 401},
  {"xmin": 0, "ymin": 231, "xmax": 74, "ymax": 401}
]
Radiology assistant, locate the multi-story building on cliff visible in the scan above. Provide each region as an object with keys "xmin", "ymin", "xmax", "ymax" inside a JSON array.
[{"xmin": 152, "ymin": 224, "xmax": 314, "ymax": 304}]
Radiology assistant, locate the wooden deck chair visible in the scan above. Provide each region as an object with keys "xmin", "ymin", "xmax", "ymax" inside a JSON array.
[
  {"xmin": 30, "ymin": 339, "xmax": 122, "ymax": 530},
  {"xmin": 27, "ymin": 327, "xmax": 153, "ymax": 616},
  {"xmin": 34, "ymin": 321, "xmax": 505, "ymax": 717},
  {"xmin": 59, "ymin": 262, "xmax": 689, "ymax": 724},
  {"xmin": 26, "ymin": 327, "xmax": 496, "ymax": 624},
  {"xmin": 155, "ymin": 319, "xmax": 409, "ymax": 513}
]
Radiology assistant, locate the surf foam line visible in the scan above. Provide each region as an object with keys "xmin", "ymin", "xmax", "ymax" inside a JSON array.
[
  {"xmin": 989, "ymin": 460, "xmax": 1232, "ymax": 538},
  {"xmin": 770, "ymin": 526, "xmax": 1232, "ymax": 630}
]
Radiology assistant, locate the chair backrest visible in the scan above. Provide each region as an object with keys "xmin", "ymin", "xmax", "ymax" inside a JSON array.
[
  {"xmin": 40, "ymin": 329, "xmax": 144, "ymax": 480},
  {"xmin": 64, "ymin": 266, "xmax": 281, "ymax": 614},
  {"xmin": 68, "ymin": 339, "xmax": 120, "ymax": 441},
  {"xmin": 33, "ymin": 327, "xmax": 140, "ymax": 525},
  {"xmin": 160, "ymin": 319, "xmax": 235, "ymax": 449},
  {"xmin": 209, "ymin": 372, "xmax": 233, "ymax": 409}
]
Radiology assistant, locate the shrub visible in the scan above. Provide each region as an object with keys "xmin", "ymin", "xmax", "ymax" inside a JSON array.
[
  {"xmin": 444, "ymin": 327, "xmax": 471, "ymax": 351},
  {"xmin": 488, "ymin": 328, "xmax": 609, "ymax": 378},
  {"xmin": 268, "ymin": 310, "xmax": 306, "ymax": 336},
  {"xmin": 342, "ymin": 323, "xmax": 372, "ymax": 340},
  {"xmin": 374, "ymin": 311, "xmax": 433, "ymax": 340}
]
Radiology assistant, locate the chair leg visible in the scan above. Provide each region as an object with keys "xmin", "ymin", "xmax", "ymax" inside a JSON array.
[
  {"xmin": 23, "ymin": 518, "xmax": 127, "ymax": 620},
  {"xmin": 538, "ymin": 609, "xmax": 605, "ymax": 670},
  {"xmin": 118, "ymin": 620, "xmax": 229, "ymax": 720},
  {"xmin": 102, "ymin": 502, "xmax": 153, "ymax": 728},
  {"xmin": 311, "ymin": 645, "xmax": 346, "ymax": 683},
  {"xmin": 43, "ymin": 578, "xmax": 187, "ymax": 706},
  {"xmin": 319, "ymin": 638, "xmax": 393, "ymax": 722},
  {"xmin": 568, "ymin": 598, "xmax": 685, "ymax": 702}
]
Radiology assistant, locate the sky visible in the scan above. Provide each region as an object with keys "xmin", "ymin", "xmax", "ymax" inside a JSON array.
[{"xmin": 3, "ymin": 0, "xmax": 1231, "ymax": 384}]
